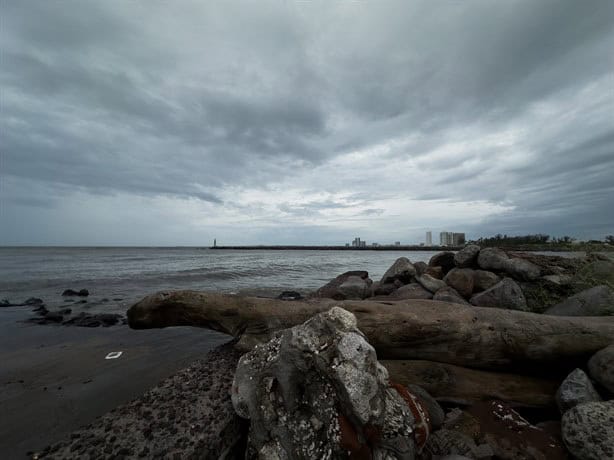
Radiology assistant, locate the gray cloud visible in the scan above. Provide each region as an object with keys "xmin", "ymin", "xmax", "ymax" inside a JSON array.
[{"xmin": 1, "ymin": 0, "xmax": 613, "ymax": 244}]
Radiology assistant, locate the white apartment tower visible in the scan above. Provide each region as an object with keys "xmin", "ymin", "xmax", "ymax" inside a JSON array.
[{"xmin": 426, "ymin": 231, "xmax": 432, "ymax": 246}]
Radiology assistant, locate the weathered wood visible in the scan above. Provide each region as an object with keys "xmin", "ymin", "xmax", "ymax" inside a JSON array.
[
  {"xmin": 382, "ymin": 360, "xmax": 558, "ymax": 408},
  {"xmin": 127, "ymin": 291, "xmax": 614, "ymax": 372}
]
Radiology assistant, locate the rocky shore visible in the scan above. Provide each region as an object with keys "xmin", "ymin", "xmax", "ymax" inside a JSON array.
[{"xmin": 21, "ymin": 247, "xmax": 614, "ymax": 458}]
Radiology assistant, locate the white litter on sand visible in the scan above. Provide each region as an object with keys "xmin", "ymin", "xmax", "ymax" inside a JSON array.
[{"xmin": 105, "ymin": 351, "xmax": 123, "ymax": 360}]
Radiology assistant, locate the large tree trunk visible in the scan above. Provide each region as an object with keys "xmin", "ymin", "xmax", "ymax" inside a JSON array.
[
  {"xmin": 381, "ymin": 360, "xmax": 558, "ymax": 408},
  {"xmin": 127, "ymin": 291, "xmax": 614, "ymax": 373}
]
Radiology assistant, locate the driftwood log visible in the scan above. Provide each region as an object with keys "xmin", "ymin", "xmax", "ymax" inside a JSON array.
[
  {"xmin": 381, "ymin": 360, "xmax": 558, "ymax": 408},
  {"xmin": 127, "ymin": 291, "xmax": 614, "ymax": 374}
]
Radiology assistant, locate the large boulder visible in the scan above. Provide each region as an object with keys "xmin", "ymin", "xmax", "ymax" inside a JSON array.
[
  {"xmin": 454, "ymin": 245, "xmax": 480, "ymax": 268},
  {"xmin": 477, "ymin": 248, "xmax": 540, "ymax": 281},
  {"xmin": 316, "ymin": 271, "xmax": 373, "ymax": 300},
  {"xmin": 373, "ymin": 281, "xmax": 400, "ymax": 296},
  {"xmin": 416, "ymin": 274, "xmax": 447, "ymax": 294},
  {"xmin": 588, "ymin": 344, "xmax": 614, "ymax": 394},
  {"xmin": 470, "ymin": 278, "xmax": 528, "ymax": 311},
  {"xmin": 380, "ymin": 257, "xmax": 416, "ymax": 285},
  {"xmin": 545, "ymin": 285, "xmax": 614, "ymax": 316},
  {"xmin": 505, "ymin": 258, "xmax": 541, "ymax": 281},
  {"xmin": 573, "ymin": 259, "xmax": 614, "ymax": 290},
  {"xmin": 473, "ymin": 270, "xmax": 501, "ymax": 292},
  {"xmin": 413, "ymin": 261, "xmax": 427, "ymax": 277},
  {"xmin": 477, "ymin": 248, "xmax": 509, "ymax": 272},
  {"xmin": 231, "ymin": 307, "xmax": 421, "ymax": 459},
  {"xmin": 424, "ymin": 266, "xmax": 444, "ymax": 279},
  {"xmin": 555, "ymin": 368, "xmax": 602, "ymax": 414},
  {"xmin": 429, "ymin": 252, "xmax": 456, "ymax": 275},
  {"xmin": 444, "ymin": 268, "xmax": 475, "ymax": 299},
  {"xmin": 337, "ymin": 276, "xmax": 373, "ymax": 300},
  {"xmin": 433, "ymin": 287, "xmax": 470, "ymax": 305},
  {"xmin": 561, "ymin": 401, "xmax": 614, "ymax": 460},
  {"xmin": 390, "ymin": 283, "xmax": 433, "ymax": 300}
]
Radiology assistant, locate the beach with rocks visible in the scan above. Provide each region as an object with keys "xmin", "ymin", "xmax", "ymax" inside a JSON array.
[{"xmin": 2, "ymin": 247, "xmax": 614, "ymax": 459}]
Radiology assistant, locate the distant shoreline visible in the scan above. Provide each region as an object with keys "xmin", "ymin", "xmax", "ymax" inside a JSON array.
[
  {"xmin": 209, "ymin": 245, "xmax": 463, "ymax": 251},
  {"xmin": 210, "ymin": 244, "xmax": 614, "ymax": 252}
]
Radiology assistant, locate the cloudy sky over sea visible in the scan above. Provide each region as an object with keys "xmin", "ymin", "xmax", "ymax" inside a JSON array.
[{"xmin": 2, "ymin": 1, "xmax": 613, "ymax": 245}]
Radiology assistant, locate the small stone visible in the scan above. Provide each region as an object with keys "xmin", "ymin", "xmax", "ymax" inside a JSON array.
[{"xmin": 556, "ymin": 368, "xmax": 601, "ymax": 414}]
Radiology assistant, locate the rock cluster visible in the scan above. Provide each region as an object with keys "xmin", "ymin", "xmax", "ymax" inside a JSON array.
[
  {"xmin": 229, "ymin": 307, "xmax": 608, "ymax": 459},
  {"xmin": 314, "ymin": 246, "xmax": 614, "ymax": 316},
  {"xmin": 1, "ymin": 293, "xmax": 126, "ymax": 328},
  {"xmin": 553, "ymin": 349, "xmax": 614, "ymax": 460},
  {"xmin": 26, "ymin": 304, "xmax": 124, "ymax": 327},
  {"xmin": 122, "ymin": 248, "xmax": 614, "ymax": 459}
]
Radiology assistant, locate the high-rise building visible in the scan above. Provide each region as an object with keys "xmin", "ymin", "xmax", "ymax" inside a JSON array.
[
  {"xmin": 351, "ymin": 237, "xmax": 366, "ymax": 247},
  {"xmin": 439, "ymin": 231, "xmax": 465, "ymax": 246},
  {"xmin": 453, "ymin": 233, "xmax": 466, "ymax": 246},
  {"xmin": 426, "ymin": 231, "xmax": 432, "ymax": 246},
  {"xmin": 439, "ymin": 232, "xmax": 450, "ymax": 246}
]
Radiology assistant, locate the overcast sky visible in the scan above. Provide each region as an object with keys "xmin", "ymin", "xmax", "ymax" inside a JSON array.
[{"xmin": 1, "ymin": 1, "xmax": 613, "ymax": 246}]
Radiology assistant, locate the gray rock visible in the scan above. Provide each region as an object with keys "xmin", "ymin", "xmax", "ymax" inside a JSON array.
[
  {"xmin": 406, "ymin": 384, "xmax": 444, "ymax": 429},
  {"xmin": 337, "ymin": 275, "xmax": 373, "ymax": 300},
  {"xmin": 391, "ymin": 283, "xmax": 433, "ymax": 300},
  {"xmin": 561, "ymin": 401, "xmax": 614, "ymax": 460},
  {"xmin": 477, "ymin": 247, "xmax": 509, "ymax": 271},
  {"xmin": 542, "ymin": 274, "xmax": 573, "ymax": 286},
  {"xmin": 556, "ymin": 368, "xmax": 602, "ymax": 414},
  {"xmin": 470, "ymin": 278, "xmax": 528, "ymax": 311},
  {"xmin": 505, "ymin": 258, "xmax": 541, "ymax": 281},
  {"xmin": 380, "ymin": 257, "xmax": 416, "ymax": 285},
  {"xmin": 588, "ymin": 344, "xmax": 614, "ymax": 394},
  {"xmin": 454, "ymin": 245, "xmax": 480, "ymax": 268},
  {"xmin": 444, "ymin": 268, "xmax": 475, "ymax": 298},
  {"xmin": 573, "ymin": 260, "xmax": 614, "ymax": 290},
  {"xmin": 416, "ymin": 274, "xmax": 447, "ymax": 294},
  {"xmin": 545, "ymin": 285, "xmax": 614, "ymax": 316},
  {"xmin": 316, "ymin": 271, "xmax": 373, "ymax": 300},
  {"xmin": 473, "ymin": 270, "xmax": 501, "ymax": 292},
  {"xmin": 429, "ymin": 252, "xmax": 456, "ymax": 275},
  {"xmin": 424, "ymin": 429, "xmax": 489, "ymax": 459},
  {"xmin": 477, "ymin": 248, "xmax": 540, "ymax": 281},
  {"xmin": 373, "ymin": 281, "xmax": 398, "ymax": 296},
  {"xmin": 425, "ymin": 265, "xmax": 444, "ymax": 279},
  {"xmin": 231, "ymin": 307, "xmax": 417, "ymax": 459},
  {"xmin": 414, "ymin": 261, "xmax": 427, "ymax": 277},
  {"xmin": 433, "ymin": 287, "xmax": 470, "ymax": 305}
]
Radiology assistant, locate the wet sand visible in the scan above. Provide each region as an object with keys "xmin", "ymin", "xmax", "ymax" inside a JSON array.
[{"xmin": 0, "ymin": 308, "xmax": 231, "ymax": 459}]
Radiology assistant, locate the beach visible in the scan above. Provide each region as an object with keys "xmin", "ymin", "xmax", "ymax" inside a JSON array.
[{"xmin": 0, "ymin": 308, "xmax": 230, "ymax": 459}]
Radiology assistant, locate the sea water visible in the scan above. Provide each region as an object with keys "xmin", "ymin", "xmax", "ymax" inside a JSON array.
[{"xmin": 0, "ymin": 247, "xmax": 442, "ymax": 314}]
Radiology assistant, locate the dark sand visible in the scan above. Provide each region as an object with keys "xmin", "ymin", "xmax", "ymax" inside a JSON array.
[{"xmin": 0, "ymin": 308, "xmax": 231, "ymax": 459}]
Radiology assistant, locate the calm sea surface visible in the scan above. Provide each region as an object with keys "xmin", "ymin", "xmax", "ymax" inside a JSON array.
[{"xmin": 0, "ymin": 247, "xmax": 445, "ymax": 314}]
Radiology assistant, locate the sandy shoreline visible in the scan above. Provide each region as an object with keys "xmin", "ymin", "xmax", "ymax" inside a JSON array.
[{"xmin": 0, "ymin": 308, "xmax": 231, "ymax": 459}]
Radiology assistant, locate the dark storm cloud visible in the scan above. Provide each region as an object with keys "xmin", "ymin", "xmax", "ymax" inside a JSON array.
[{"xmin": 1, "ymin": 0, "xmax": 613, "ymax": 244}]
